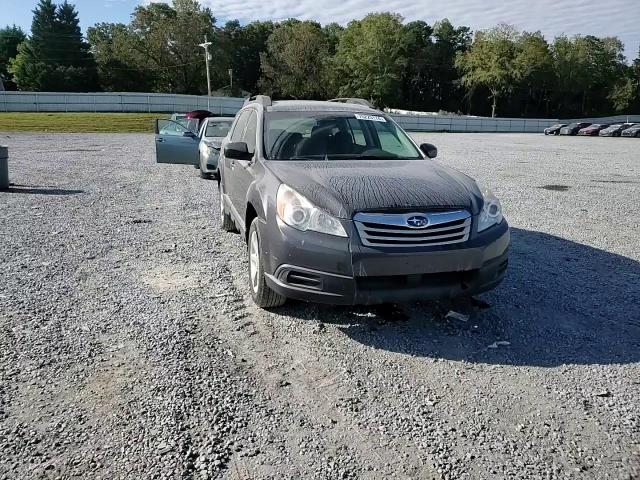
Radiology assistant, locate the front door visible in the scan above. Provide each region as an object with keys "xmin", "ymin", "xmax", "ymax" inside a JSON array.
[
  {"xmin": 231, "ymin": 110, "xmax": 258, "ymax": 222},
  {"xmin": 223, "ymin": 110, "xmax": 251, "ymax": 223},
  {"xmin": 155, "ymin": 119, "xmax": 200, "ymax": 165}
]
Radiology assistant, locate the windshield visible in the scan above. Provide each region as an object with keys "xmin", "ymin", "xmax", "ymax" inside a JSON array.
[
  {"xmin": 204, "ymin": 121, "xmax": 232, "ymax": 138},
  {"xmin": 263, "ymin": 111, "xmax": 422, "ymax": 160}
]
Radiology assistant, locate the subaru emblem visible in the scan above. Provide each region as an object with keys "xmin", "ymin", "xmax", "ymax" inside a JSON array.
[{"xmin": 406, "ymin": 215, "xmax": 429, "ymax": 228}]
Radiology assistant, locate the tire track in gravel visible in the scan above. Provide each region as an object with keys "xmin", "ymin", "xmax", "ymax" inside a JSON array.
[{"xmin": 208, "ymin": 189, "xmax": 440, "ymax": 479}]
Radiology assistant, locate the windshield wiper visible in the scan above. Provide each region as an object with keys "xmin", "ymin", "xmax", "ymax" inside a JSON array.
[
  {"xmin": 357, "ymin": 154, "xmax": 397, "ymax": 160},
  {"xmin": 286, "ymin": 155, "xmax": 325, "ymax": 160}
]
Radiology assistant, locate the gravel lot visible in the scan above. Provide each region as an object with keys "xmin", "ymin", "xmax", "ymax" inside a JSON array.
[{"xmin": 1, "ymin": 132, "xmax": 639, "ymax": 480}]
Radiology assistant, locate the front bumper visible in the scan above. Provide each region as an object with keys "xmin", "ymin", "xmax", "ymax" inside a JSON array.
[
  {"xmin": 261, "ymin": 217, "xmax": 510, "ymax": 305},
  {"xmin": 201, "ymin": 150, "xmax": 220, "ymax": 173}
]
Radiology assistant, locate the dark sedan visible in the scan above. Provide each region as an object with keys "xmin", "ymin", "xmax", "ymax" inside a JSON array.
[
  {"xmin": 544, "ymin": 123, "xmax": 567, "ymax": 135},
  {"xmin": 599, "ymin": 123, "xmax": 636, "ymax": 137},
  {"xmin": 577, "ymin": 124, "xmax": 610, "ymax": 136},
  {"xmin": 559, "ymin": 122, "xmax": 592, "ymax": 135},
  {"xmin": 621, "ymin": 124, "xmax": 640, "ymax": 137}
]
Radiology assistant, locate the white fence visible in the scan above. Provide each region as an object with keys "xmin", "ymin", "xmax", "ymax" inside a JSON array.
[
  {"xmin": 389, "ymin": 114, "xmax": 558, "ymax": 133},
  {"xmin": 1, "ymin": 91, "xmax": 637, "ymax": 133},
  {"xmin": 0, "ymin": 91, "xmax": 244, "ymax": 116}
]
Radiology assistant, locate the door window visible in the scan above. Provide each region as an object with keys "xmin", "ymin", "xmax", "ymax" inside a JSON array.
[
  {"xmin": 230, "ymin": 110, "xmax": 251, "ymax": 142},
  {"xmin": 158, "ymin": 119, "xmax": 190, "ymax": 136},
  {"xmin": 242, "ymin": 111, "xmax": 258, "ymax": 154}
]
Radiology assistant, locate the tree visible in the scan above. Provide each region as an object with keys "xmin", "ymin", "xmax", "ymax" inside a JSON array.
[
  {"xmin": 513, "ymin": 31, "xmax": 554, "ymax": 116},
  {"xmin": 89, "ymin": 0, "xmax": 216, "ymax": 95},
  {"xmin": 431, "ymin": 20, "xmax": 471, "ymax": 113},
  {"xmin": 87, "ymin": 22, "xmax": 154, "ymax": 92},
  {"xmin": 456, "ymin": 24, "xmax": 520, "ymax": 117},
  {"xmin": 260, "ymin": 20, "xmax": 332, "ymax": 99},
  {"xmin": 322, "ymin": 23, "xmax": 344, "ymax": 55},
  {"xmin": 400, "ymin": 20, "xmax": 433, "ymax": 110},
  {"xmin": 219, "ymin": 20, "xmax": 274, "ymax": 95},
  {"xmin": 10, "ymin": 0, "xmax": 98, "ymax": 91},
  {"xmin": 0, "ymin": 26, "xmax": 26, "ymax": 90},
  {"xmin": 332, "ymin": 13, "xmax": 408, "ymax": 107},
  {"xmin": 130, "ymin": 0, "xmax": 216, "ymax": 94}
]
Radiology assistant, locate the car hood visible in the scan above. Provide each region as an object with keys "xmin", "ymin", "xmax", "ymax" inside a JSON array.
[
  {"xmin": 265, "ymin": 160, "xmax": 482, "ymax": 219},
  {"xmin": 203, "ymin": 136, "xmax": 225, "ymax": 148}
]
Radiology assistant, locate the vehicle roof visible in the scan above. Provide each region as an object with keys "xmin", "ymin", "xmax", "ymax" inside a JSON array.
[
  {"xmin": 203, "ymin": 116, "xmax": 234, "ymax": 122},
  {"xmin": 266, "ymin": 100, "xmax": 379, "ymax": 114}
]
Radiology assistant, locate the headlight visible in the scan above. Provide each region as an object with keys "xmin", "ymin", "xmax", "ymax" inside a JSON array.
[
  {"xmin": 276, "ymin": 184, "xmax": 347, "ymax": 237},
  {"xmin": 477, "ymin": 183, "xmax": 503, "ymax": 232},
  {"xmin": 205, "ymin": 142, "xmax": 220, "ymax": 155}
]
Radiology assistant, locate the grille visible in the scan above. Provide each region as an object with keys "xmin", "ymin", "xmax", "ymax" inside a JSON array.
[{"xmin": 354, "ymin": 210, "xmax": 471, "ymax": 247}]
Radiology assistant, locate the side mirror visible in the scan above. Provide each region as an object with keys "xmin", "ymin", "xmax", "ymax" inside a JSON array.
[
  {"xmin": 225, "ymin": 141, "xmax": 253, "ymax": 161},
  {"xmin": 183, "ymin": 131, "xmax": 198, "ymax": 139},
  {"xmin": 420, "ymin": 143, "xmax": 438, "ymax": 159}
]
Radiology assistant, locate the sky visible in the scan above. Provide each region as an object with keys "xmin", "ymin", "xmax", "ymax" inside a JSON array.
[{"xmin": 4, "ymin": 0, "xmax": 640, "ymax": 60}]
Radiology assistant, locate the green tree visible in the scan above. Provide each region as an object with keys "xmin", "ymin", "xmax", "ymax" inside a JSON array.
[
  {"xmin": 260, "ymin": 20, "xmax": 331, "ymax": 99},
  {"xmin": 130, "ymin": 0, "xmax": 216, "ymax": 94},
  {"xmin": 551, "ymin": 34, "xmax": 627, "ymax": 116},
  {"xmin": 332, "ymin": 13, "xmax": 408, "ymax": 107},
  {"xmin": 513, "ymin": 31, "xmax": 554, "ymax": 116},
  {"xmin": 431, "ymin": 20, "xmax": 471, "ymax": 113},
  {"xmin": 220, "ymin": 20, "xmax": 274, "ymax": 95},
  {"xmin": 10, "ymin": 0, "xmax": 98, "ymax": 91},
  {"xmin": 322, "ymin": 23, "xmax": 344, "ymax": 55},
  {"xmin": 456, "ymin": 24, "xmax": 520, "ymax": 117},
  {"xmin": 400, "ymin": 20, "xmax": 434, "ymax": 110},
  {"xmin": 87, "ymin": 22, "xmax": 154, "ymax": 92},
  {"xmin": 0, "ymin": 26, "xmax": 26, "ymax": 89}
]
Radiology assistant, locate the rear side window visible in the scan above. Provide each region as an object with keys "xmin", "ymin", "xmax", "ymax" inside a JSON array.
[
  {"xmin": 230, "ymin": 110, "xmax": 251, "ymax": 142},
  {"xmin": 243, "ymin": 111, "xmax": 258, "ymax": 154}
]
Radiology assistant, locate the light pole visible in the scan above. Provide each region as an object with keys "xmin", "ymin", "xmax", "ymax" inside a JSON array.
[{"xmin": 199, "ymin": 35, "xmax": 213, "ymax": 96}]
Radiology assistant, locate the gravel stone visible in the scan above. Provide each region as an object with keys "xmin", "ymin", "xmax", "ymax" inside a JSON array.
[{"xmin": 0, "ymin": 132, "xmax": 638, "ymax": 479}]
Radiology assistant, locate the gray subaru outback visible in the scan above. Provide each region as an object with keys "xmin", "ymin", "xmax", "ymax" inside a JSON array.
[{"xmin": 158, "ymin": 96, "xmax": 509, "ymax": 308}]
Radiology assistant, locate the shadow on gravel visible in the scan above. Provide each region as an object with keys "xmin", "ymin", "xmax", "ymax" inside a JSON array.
[
  {"xmin": 4, "ymin": 184, "xmax": 84, "ymax": 196},
  {"xmin": 280, "ymin": 228, "xmax": 640, "ymax": 367}
]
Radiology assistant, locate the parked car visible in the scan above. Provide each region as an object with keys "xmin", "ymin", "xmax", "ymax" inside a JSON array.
[
  {"xmin": 599, "ymin": 123, "xmax": 635, "ymax": 137},
  {"xmin": 197, "ymin": 117, "xmax": 234, "ymax": 179},
  {"xmin": 621, "ymin": 124, "xmax": 640, "ymax": 137},
  {"xmin": 155, "ymin": 116, "xmax": 233, "ymax": 179},
  {"xmin": 559, "ymin": 122, "xmax": 592, "ymax": 135},
  {"xmin": 577, "ymin": 124, "xmax": 610, "ymax": 136},
  {"xmin": 544, "ymin": 124, "xmax": 566, "ymax": 135},
  {"xmin": 155, "ymin": 96, "xmax": 510, "ymax": 308}
]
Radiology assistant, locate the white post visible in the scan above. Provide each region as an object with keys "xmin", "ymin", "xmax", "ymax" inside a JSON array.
[
  {"xmin": 199, "ymin": 36, "xmax": 213, "ymax": 96},
  {"xmin": 0, "ymin": 146, "xmax": 9, "ymax": 190}
]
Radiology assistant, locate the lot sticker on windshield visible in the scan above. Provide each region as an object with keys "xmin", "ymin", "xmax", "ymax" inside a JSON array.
[{"xmin": 354, "ymin": 114, "xmax": 387, "ymax": 123}]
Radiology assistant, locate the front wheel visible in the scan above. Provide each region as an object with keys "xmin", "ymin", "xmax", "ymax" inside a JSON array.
[{"xmin": 248, "ymin": 219, "xmax": 286, "ymax": 308}]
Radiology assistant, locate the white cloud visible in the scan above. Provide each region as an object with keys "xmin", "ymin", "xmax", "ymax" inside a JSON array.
[{"xmin": 143, "ymin": 0, "xmax": 640, "ymax": 58}]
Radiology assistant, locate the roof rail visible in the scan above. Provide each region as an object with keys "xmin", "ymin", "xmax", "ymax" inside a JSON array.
[
  {"xmin": 328, "ymin": 98, "xmax": 375, "ymax": 109},
  {"xmin": 243, "ymin": 95, "xmax": 272, "ymax": 107}
]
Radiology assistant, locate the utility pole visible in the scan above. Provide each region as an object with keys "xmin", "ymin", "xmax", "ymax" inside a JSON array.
[
  {"xmin": 199, "ymin": 35, "xmax": 212, "ymax": 96},
  {"xmin": 228, "ymin": 69, "xmax": 233, "ymax": 93}
]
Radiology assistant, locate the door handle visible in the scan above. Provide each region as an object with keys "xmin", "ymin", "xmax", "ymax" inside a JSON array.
[{"xmin": 156, "ymin": 138, "xmax": 165, "ymax": 143}]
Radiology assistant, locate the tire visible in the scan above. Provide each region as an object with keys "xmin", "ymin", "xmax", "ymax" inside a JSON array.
[
  {"xmin": 247, "ymin": 219, "xmax": 286, "ymax": 308},
  {"xmin": 199, "ymin": 155, "xmax": 213, "ymax": 179},
  {"xmin": 219, "ymin": 184, "xmax": 236, "ymax": 232}
]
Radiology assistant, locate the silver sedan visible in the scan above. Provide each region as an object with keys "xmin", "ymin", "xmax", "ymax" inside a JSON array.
[{"xmin": 197, "ymin": 117, "xmax": 233, "ymax": 179}]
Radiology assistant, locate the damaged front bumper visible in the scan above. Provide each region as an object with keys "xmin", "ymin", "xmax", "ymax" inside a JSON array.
[{"xmin": 261, "ymin": 216, "xmax": 510, "ymax": 305}]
